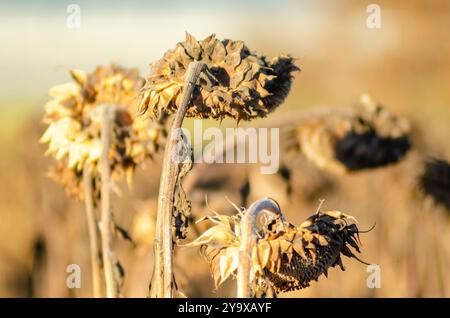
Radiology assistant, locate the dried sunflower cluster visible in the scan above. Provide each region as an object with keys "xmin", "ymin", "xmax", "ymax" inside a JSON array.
[
  {"xmin": 286, "ymin": 95, "xmax": 411, "ymax": 174},
  {"xmin": 185, "ymin": 209, "xmax": 365, "ymax": 295},
  {"xmin": 138, "ymin": 33, "xmax": 299, "ymax": 121},
  {"xmin": 40, "ymin": 64, "xmax": 167, "ymax": 201},
  {"xmin": 419, "ymin": 158, "xmax": 450, "ymax": 211}
]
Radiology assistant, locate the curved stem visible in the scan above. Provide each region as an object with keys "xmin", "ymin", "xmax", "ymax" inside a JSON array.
[
  {"xmin": 150, "ymin": 62, "xmax": 205, "ymax": 298},
  {"xmin": 237, "ymin": 198, "xmax": 284, "ymax": 298},
  {"xmin": 82, "ymin": 164, "xmax": 102, "ymax": 298}
]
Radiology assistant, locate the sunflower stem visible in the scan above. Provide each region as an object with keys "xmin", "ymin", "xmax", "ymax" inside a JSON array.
[
  {"xmin": 100, "ymin": 104, "xmax": 119, "ymax": 298},
  {"xmin": 82, "ymin": 164, "xmax": 102, "ymax": 298},
  {"xmin": 150, "ymin": 61, "xmax": 205, "ymax": 298},
  {"xmin": 237, "ymin": 198, "xmax": 283, "ymax": 298}
]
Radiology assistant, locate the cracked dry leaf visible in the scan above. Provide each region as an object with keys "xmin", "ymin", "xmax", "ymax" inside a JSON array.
[
  {"xmin": 172, "ymin": 133, "xmax": 194, "ymax": 243},
  {"xmin": 139, "ymin": 33, "xmax": 299, "ymax": 122}
]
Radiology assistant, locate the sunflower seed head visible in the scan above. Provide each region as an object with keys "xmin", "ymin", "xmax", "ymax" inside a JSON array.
[
  {"xmin": 138, "ymin": 33, "xmax": 299, "ymax": 121},
  {"xmin": 419, "ymin": 158, "xmax": 450, "ymax": 211},
  {"xmin": 186, "ymin": 206, "xmax": 366, "ymax": 295},
  {"xmin": 287, "ymin": 95, "xmax": 411, "ymax": 174}
]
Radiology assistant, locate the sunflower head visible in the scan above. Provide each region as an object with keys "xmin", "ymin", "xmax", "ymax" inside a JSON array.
[
  {"xmin": 138, "ymin": 33, "xmax": 299, "ymax": 122},
  {"xmin": 259, "ymin": 210, "xmax": 363, "ymax": 293},
  {"xmin": 185, "ymin": 207, "xmax": 366, "ymax": 295},
  {"xmin": 287, "ymin": 95, "xmax": 411, "ymax": 174},
  {"xmin": 40, "ymin": 64, "xmax": 167, "ymax": 199},
  {"xmin": 419, "ymin": 158, "xmax": 450, "ymax": 211}
]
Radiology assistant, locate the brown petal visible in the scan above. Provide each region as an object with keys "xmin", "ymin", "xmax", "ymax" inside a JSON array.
[
  {"xmin": 211, "ymin": 41, "xmax": 226, "ymax": 63},
  {"xmin": 257, "ymin": 240, "xmax": 272, "ymax": 269},
  {"xmin": 292, "ymin": 238, "xmax": 307, "ymax": 259}
]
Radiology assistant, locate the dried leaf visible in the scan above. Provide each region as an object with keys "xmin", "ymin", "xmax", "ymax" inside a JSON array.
[
  {"xmin": 218, "ymin": 247, "xmax": 240, "ymax": 285},
  {"xmin": 182, "ymin": 224, "xmax": 237, "ymax": 249}
]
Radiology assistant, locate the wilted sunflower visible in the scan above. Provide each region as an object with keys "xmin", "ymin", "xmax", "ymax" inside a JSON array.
[
  {"xmin": 184, "ymin": 207, "xmax": 367, "ymax": 296},
  {"xmin": 40, "ymin": 64, "xmax": 167, "ymax": 201},
  {"xmin": 285, "ymin": 95, "xmax": 411, "ymax": 174},
  {"xmin": 419, "ymin": 158, "xmax": 450, "ymax": 211},
  {"xmin": 138, "ymin": 33, "xmax": 299, "ymax": 121}
]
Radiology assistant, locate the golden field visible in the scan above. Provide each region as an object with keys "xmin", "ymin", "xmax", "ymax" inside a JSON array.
[{"xmin": 0, "ymin": 1, "xmax": 449, "ymax": 297}]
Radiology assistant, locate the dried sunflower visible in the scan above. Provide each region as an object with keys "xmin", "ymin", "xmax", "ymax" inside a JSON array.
[
  {"xmin": 138, "ymin": 33, "xmax": 299, "ymax": 121},
  {"xmin": 40, "ymin": 64, "xmax": 167, "ymax": 201},
  {"xmin": 419, "ymin": 158, "xmax": 450, "ymax": 211},
  {"xmin": 185, "ymin": 207, "xmax": 366, "ymax": 296},
  {"xmin": 286, "ymin": 95, "xmax": 411, "ymax": 174}
]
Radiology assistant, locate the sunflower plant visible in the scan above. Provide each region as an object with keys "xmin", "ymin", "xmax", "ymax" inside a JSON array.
[
  {"xmin": 40, "ymin": 64, "xmax": 167, "ymax": 297},
  {"xmin": 138, "ymin": 33, "xmax": 299, "ymax": 297},
  {"xmin": 184, "ymin": 198, "xmax": 368, "ymax": 297}
]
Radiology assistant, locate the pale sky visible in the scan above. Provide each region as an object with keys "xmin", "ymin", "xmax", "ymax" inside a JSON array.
[{"xmin": 0, "ymin": 1, "xmax": 340, "ymax": 97}]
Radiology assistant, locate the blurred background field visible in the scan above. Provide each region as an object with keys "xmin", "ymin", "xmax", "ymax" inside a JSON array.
[{"xmin": 0, "ymin": 0, "xmax": 449, "ymax": 297}]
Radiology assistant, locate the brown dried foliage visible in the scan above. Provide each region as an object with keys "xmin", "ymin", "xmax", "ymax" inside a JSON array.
[{"xmin": 40, "ymin": 64, "xmax": 167, "ymax": 201}]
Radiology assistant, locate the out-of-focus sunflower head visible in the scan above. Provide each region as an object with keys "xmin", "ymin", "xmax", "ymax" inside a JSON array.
[
  {"xmin": 40, "ymin": 64, "xmax": 167, "ymax": 199},
  {"xmin": 138, "ymin": 33, "xmax": 300, "ymax": 122},
  {"xmin": 419, "ymin": 157, "xmax": 450, "ymax": 212},
  {"xmin": 286, "ymin": 94, "xmax": 412, "ymax": 174}
]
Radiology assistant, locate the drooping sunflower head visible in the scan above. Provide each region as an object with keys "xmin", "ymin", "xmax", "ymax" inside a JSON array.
[
  {"xmin": 185, "ymin": 207, "xmax": 366, "ymax": 296},
  {"xmin": 419, "ymin": 158, "xmax": 450, "ymax": 211},
  {"xmin": 40, "ymin": 64, "xmax": 167, "ymax": 199},
  {"xmin": 286, "ymin": 95, "xmax": 411, "ymax": 174},
  {"xmin": 138, "ymin": 33, "xmax": 299, "ymax": 121},
  {"xmin": 258, "ymin": 210, "xmax": 364, "ymax": 294}
]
